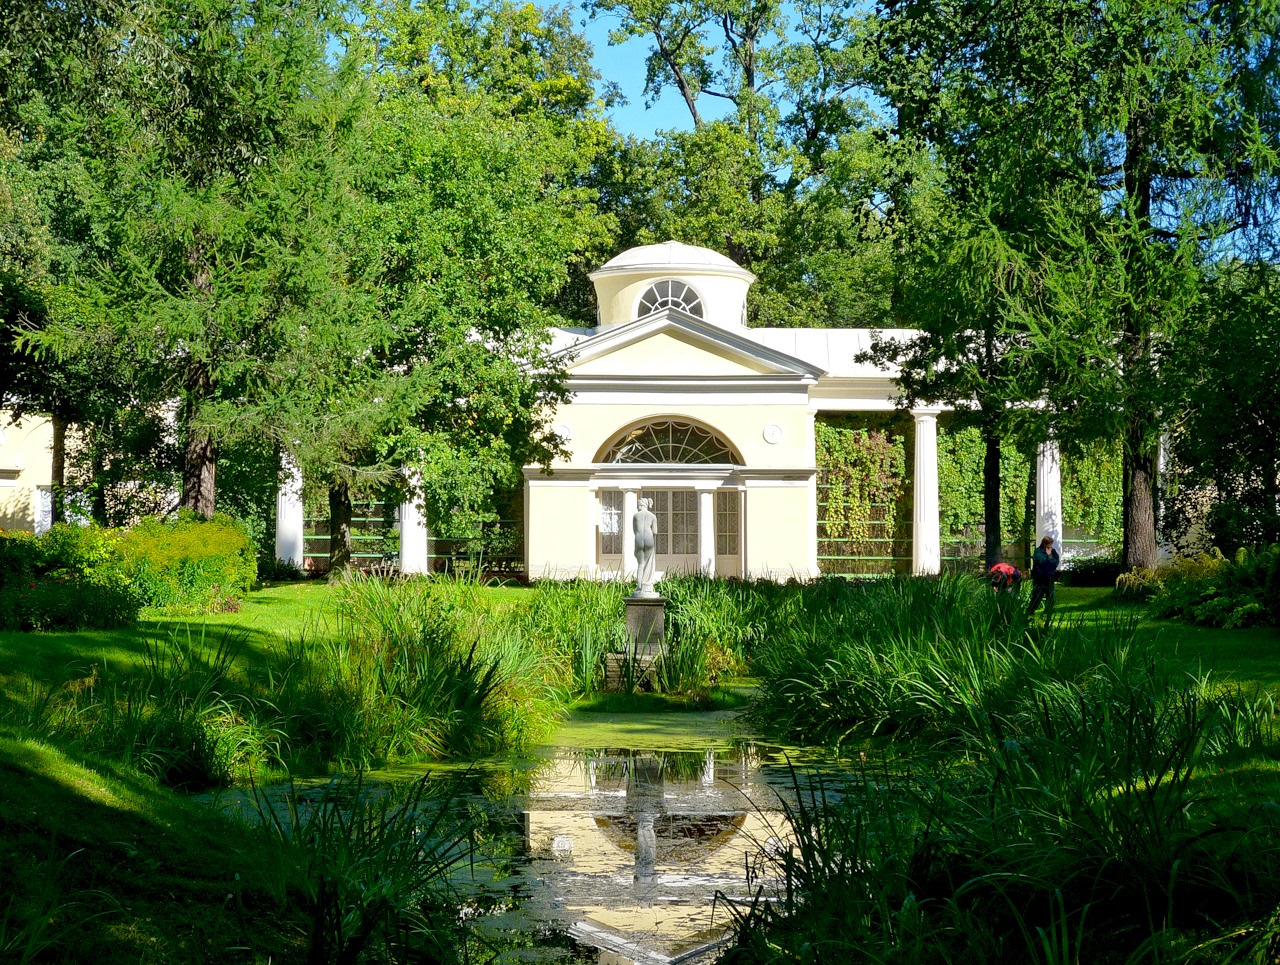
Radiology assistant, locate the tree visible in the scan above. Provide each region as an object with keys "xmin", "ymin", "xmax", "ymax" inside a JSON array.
[
  {"xmin": 1005, "ymin": 0, "xmax": 1280, "ymax": 569},
  {"xmin": 1165, "ymin": 262, "xmax": 1280, "ymax": 553},
  {"xmin": 41, "ymin": 0, "xmax": 355, "ymax": 519},
  {"xmin": 354, "ymin": 92, "xmax": 602, "ymax": 535},
  {"xmin": 861, "ymin": 0, "xmax": 1280, "ymax": 570}
]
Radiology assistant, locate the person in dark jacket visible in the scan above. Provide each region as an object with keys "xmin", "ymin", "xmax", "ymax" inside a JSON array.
[{"xmin": 1027, "ymin": 536, "xmax": 1060, "ymax": 617}]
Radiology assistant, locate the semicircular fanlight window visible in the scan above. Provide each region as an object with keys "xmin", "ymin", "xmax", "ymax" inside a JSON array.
[
  {"xmin": 637, "ymin": 280, "xmax": 704, "ymax": 319},
  {"xmin": 601, "ymin": 420, "xmax": 740, "ymax": 464}
]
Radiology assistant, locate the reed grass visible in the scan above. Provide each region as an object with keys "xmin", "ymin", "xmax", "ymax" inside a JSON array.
[
  {"xmin": 726, "ymin": 574, "xmax": 1280, "ymax": 964},
  {"xmin": 249, "ymin": 773, "xmax": 473, "ymax": 964}
]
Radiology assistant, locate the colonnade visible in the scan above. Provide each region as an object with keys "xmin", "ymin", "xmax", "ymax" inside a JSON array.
[
  {"xmin": 272, "ymin": 459, "xmax": 431, "ymax": 574},
  {"xmin": 273, "ymin": 428, "xmax": 1065, "ymax": 577},
  {"xmin": 908, "ymin": 406, "xmax": 1063, "ymax": 575}
]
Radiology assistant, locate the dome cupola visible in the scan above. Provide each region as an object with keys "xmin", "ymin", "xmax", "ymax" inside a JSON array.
[{"xmin": 589, "ymin": 241, "xmax": 755, "ymax": 330}]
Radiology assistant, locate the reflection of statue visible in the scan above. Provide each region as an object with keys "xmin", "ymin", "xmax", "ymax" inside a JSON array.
[
  {"xmin": 632, "ymin": 497, "xmax": 657, "ymax": 596},
  {"xmin": 629, "ymin": 755, "xmax": 664, "ymax": 896}
]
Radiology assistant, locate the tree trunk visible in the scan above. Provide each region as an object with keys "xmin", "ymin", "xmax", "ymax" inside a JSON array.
[
  {"xmin": 328, "ymin": 481, "xmax": 353, "ymax": 573},
  {"xmin": 179, "ymin": 364, "xmax": 217, "ymax": 518},
  {"xmin": 50, "ymin": 411, "xmax": 66, "ymax": 524},
  {"xmin": 1122, "ymin": 421, "xmax": 1159, "ymax": 570},
  {"xmin": 983, "ymin": 430, "xmax": 1003, "ymax": 569}
]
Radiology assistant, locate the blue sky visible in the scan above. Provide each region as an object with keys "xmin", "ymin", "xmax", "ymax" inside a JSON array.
[{"xmin": 567, "ymin": 2, "xmax": 735, "ymax": 139}]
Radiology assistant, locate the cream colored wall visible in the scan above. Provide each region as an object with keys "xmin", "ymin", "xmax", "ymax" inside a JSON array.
[
  {"xmin": 556, "ymin": 402, "xmax": 813, "ymax": 471},
  {"xmin": 573, "ymin": 331, "xmax": 775, "ymax": 377},
  {"xmin": 0, "ymin": 413, "xmax": 52, "ymax": 532},
  {"xmin": 743, "ymin": 483, "xmax": 818, "ymax": 579},
  {"xmin": 594, "ymin": 272, "xmax": 750, "ymax": 330},
  {"xmin": 526, "ymin": 481, "xmax": 597, "ymax": 579}
]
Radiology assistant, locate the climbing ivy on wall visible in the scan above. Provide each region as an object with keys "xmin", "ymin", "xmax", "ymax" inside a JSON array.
[
  {"xmin": 815, "ymin": 422, "xmax": 907, "ymax": 543},
  {"xmin": 1062, "ymin": 439, "xmax": 1124, "ymax": 550},
  {"xmin": 815, "ymin": 416, "xmax": 1123, "ymax": 570},
  {"xmin": 936, "ymin": 427, "xmax": 1033, "ymax": 541}
]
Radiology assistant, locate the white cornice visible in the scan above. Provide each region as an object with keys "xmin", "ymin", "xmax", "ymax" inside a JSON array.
[{"xmin": 524, "ymin": 464, "xmax": 818, "ymax": 483}]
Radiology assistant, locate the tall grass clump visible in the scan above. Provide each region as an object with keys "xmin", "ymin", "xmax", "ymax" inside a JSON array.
[
  {"xmin": 510, "ymin": 579, "xmax": 629, "ymax": 693},
  {"xmin": 250, "ymin": 774, "xmax": 475, "ymax": 964},
  {"xmin": 749, "ymin": 573, "xmax": 1033, "ymax": 743},
  {"xmin": 656, "ymin": 574, "xmax": 770, "ymax": 691},
  {"xmin": 725, "ymin": 596, "xmax": 1280, "ymax": 963},
  {"xmin": 272, "ymin": 574, "xmax": 564, "ymax": 770},
  {"xmin": 21, "ymin": 629, "xmax": 279, "ymax": 790}
]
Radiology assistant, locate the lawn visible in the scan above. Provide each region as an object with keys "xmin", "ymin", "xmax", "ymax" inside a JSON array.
[
  {"xmin": 1056, "ymin": 585, "xmax": 1280, "ymax": 690},
  {"xmin": 3, "ymin": 579, "xmax": 1275, "ymax": 708}
]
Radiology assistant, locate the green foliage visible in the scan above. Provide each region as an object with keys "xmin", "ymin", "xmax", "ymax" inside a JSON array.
[
  {"xmin": 0, "ymin": 525, "xmax": 136, "ymax": 631},
  {"xmin": 936, "ymin": 425, "xmax": 1032, "ymax": 542},
  {"xmin": 25, "ymin": 630, "xmax": 279, "ymax": 790},
  {"xmin": 116, "ymin": 514, "xmax": 256, "ymax": 614},
  {"xmin": 275, "ymin": 574, "xmax": 565, "ymax": 767},
  {"xmin": 1153, "ymin": 546, "xmax": 1280, "ymax": 630},
  {"xmin": 0, "ymin": 516, "xmax": 256, "ymax": 630},
  {"xmin": 747, "ymin": 574, "xmax": 1035, "ymax": 743},
  {"xmin": 251, "ymin": 774, "xmax": 473, "ymax": 964},
  {"xmin": 816, "ymin": 422, "xmax": 906, "ymax": 544},
  {"xmin": 729, "ymin": 600, "xmax": 1280, "ymax": 963},
  {"xmin": 1114, "ymin": 566, "xmax": 1162, "ymax": 600}
]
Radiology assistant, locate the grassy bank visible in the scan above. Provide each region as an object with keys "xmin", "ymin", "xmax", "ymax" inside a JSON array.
[
  {"xmin": 3, "ymin": 574, "xmax": 1279, "ymax": 962},
  {"xmin": 724, "ymin": 575, "xmax": 1280, "ymax": 964}
]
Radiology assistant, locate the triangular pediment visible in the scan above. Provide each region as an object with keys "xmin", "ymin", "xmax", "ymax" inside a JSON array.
[{"xmin": 557, "ymin": 310, "xmax": 825, "ymax": 381}]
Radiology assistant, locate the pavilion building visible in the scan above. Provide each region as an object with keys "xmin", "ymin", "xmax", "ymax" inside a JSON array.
[{"xmin": 275, "ymin": 240, "xmax": 1065, "ymax": 579}]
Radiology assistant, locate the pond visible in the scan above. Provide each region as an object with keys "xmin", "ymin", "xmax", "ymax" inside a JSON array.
[{"xmin": 210, "ymin": 712, "xmax": 849, "ymax": 964}]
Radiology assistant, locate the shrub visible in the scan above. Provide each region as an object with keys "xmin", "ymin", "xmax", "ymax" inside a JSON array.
[
  {"xmin": 0, "ymin": 525, "xmax": 137, "ymax": 631},
  {"xmin": 1058, "ymin": 552, "xmax": 1123, "ymax": 587},
  {"xmin": 1152, "ymin": 546, "xmax": 1279, "ymax": 629},
  {"xmin": 117, "ymin": 513, "xmax": 256, "ymax": 613}
]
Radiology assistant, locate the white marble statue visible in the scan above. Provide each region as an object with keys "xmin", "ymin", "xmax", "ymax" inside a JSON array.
[{"xmin": 632, "ymin": 497, "xmax": 657, "ymax": 596}]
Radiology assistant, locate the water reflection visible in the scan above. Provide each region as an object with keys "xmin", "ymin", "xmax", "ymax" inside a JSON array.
[{"xmin": 511, "ymin": 744, "xmax": 791, "ymax": 964}]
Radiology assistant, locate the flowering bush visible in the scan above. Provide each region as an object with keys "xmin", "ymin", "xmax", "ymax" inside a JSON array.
[{"xmin": 116, "ymin": 513, "xmax": 256, "ymax": 613}]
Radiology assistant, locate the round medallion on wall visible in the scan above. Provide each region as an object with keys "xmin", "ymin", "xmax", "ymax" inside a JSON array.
[
  {"xmin": 762, "ymin": 423, "xmax": 783, "ymax": 445},
  {"xmin": 554, "ymin": 423, "xmax": 573, "ymax": 444}
]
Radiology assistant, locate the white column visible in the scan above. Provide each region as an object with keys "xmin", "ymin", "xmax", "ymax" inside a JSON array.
[
  {"xmin": 622, "ymin": 489, "xmax": 638, "ymax": 580},
  {"xmin": 699, "ymin": 489, "xmax": 715, "ymax": 575},
  {"xmin": 275, "ymin": 454, "xmax": 305, "ymax": 568},
  {"xmin": 912, "ymin": 408, "xmax": 942, "ymax": 575},
  {"xmin": 1035, "ymin": 439, "xmax": 1063, "ymax": 553},
  {"xmin": 399, "ymin": 474, "xmax": 429, "ymax": 575},
  {"xmin": 586, "ymin": 488, "xmax": 599, "ymax": 578}
]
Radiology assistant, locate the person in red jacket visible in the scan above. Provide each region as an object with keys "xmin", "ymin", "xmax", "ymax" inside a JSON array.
[{"xmin": 988, "ymin": 561, "xmax": 1022, "ymax": 592}]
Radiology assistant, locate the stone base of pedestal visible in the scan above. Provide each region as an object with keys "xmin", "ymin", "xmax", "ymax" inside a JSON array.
[
  {"xmin": 606, "ymin": 596, "xmax": 667, "ymax": 691},
  {"xmin": 604, "ymin": 652, "xmax": 659, "ymax": 691}
]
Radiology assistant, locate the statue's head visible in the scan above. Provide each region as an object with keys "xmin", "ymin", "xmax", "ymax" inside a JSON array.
[{"xmin": 639, "ymin": 497, "xmax": 652, "ymax": 511}]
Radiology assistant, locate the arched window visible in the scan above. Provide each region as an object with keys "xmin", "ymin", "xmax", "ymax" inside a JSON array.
[
  {"xmin": 637, "ymin": 280, "xmax": 704, "ymax": 319},
  {"xmin": 600, "ymin": 420, "xmax": 741, "ymax": 464}
]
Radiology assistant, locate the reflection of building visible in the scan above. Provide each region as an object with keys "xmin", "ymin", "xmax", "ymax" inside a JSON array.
[
  {"xmin": 0, "ymin": 415, "xmax": 53, "ymax": 532},
  {"xmin": 520, "ymin": 747, "xmax": 787, "ymax": 964}
]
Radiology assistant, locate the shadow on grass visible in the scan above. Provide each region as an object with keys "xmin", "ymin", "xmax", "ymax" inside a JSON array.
[
  {"xmin": 0, "ymin": 735, "xmax": 302, "ymax": 964},
  {"xmin": 0, "ymin": 582, "xmax": 336, "ymax": 691},
  {"xmin": 1056, "ymin": 586, "xmax": 1280, "ymax": 690}
]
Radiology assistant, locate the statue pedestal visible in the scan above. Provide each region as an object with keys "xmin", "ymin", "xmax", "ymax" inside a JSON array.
[{"xmin": 606, "ymin": 595, "xmax": 667, "ymax": 690}]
